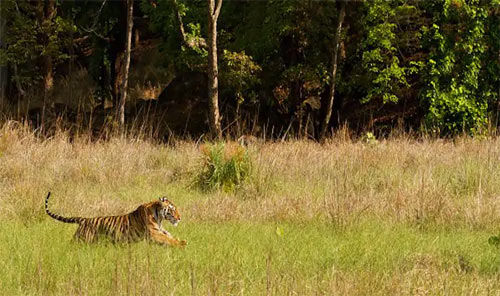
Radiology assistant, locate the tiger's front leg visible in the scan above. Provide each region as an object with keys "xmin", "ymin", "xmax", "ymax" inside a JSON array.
[
  {"xmin": 149, "ymin": 228, "xmax": 187, "ymax": 247},
  {"xmin": 160, "ymin": 229, "xmax": 188, "ymax": 246}
]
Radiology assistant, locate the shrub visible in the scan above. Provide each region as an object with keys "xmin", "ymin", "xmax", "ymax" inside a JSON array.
[
  {"xmin": 196, "ymin": 142, "xmax": 252, "ymax": 192},
  {"xmin": 361, "ymin": 132, "xmax": 378, "ymax": 145},
  {"xmin": 488, "ymin": 233, "xmax": 500, "ymax": 248}
]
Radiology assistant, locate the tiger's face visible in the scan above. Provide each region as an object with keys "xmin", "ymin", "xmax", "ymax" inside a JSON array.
[{"xmin": 157, "ymin": 197, "xmax": 181, "ymax": 227}]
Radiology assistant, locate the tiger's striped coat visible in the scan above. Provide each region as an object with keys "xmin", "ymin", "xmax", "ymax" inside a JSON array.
[{"xmin": 45, "ymin": 192, "xmax": 186, "ymax": 247}]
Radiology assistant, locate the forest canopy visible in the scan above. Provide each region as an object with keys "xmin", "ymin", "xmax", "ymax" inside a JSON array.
[{"xmin": 0, "ymin": 0, "xmax": 499, "ymax": 139}]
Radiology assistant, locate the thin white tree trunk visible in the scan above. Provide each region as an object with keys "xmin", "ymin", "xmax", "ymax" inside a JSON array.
[
  {"xmin": 320, "ymin": 2, "xmax": 346, "ymax": 142},
  {"xmin": 118, "ymin": 0, "xmax": 134, "ymax": 127}
]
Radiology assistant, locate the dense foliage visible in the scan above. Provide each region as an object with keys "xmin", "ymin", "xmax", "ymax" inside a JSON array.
[{"xmin": 0, "ymin": 0, "xmax": 499, "ymax": 138}]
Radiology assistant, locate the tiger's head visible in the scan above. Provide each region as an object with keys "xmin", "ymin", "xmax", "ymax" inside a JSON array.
[{"xmin": 156, "ymin": 197, "xmax": 181, "ymax": 227}]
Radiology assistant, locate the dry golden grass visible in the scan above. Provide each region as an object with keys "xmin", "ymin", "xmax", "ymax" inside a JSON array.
[{"xmin": 1, "ymin": 121, "xmax": 500, "ymax": 227}]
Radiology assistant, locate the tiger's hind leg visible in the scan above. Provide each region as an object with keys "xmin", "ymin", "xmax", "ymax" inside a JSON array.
[{"xmin": 73, "ymin": 223, "xmax": 97, "ymax": 243}]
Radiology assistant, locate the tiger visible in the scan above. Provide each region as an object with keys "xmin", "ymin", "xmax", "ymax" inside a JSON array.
[{"xmin": 44, "ymin": 192, "xmax": 187, "ymax": 247}]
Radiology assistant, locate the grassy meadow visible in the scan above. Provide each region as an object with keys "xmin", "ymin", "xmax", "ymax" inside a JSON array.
[{"xmin": 0, "ymin": 123, "xmax": 500, "ymax": 295}]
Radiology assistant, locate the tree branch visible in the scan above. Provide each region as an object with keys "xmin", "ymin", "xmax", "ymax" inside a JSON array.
[
  {"xmin": 214, "ymin": 0, "xmax": 223, "ymax": 20},
  {"xmin": 171, "ymin": 0, "xmax": 207, "ymax": 49},
  {"xmin": 171, "ymin": 0, "xmax": 186, "ymax": 39},
  {"xmin": 81, "ymin": 0, "xmax": 109, "ymax": 40}
]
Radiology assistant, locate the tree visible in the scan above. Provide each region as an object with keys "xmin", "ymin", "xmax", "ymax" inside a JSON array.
[
  {"xmin": 0, "ymin": 0, "xmax": 74, "ymax": 101},
  {"xmin": 117, "ymin": 0, "xmax": 134, "ymax": 127},
  {"xmin": 207, "ymin": 0, "xmax": 223, "ymax": 139},
  {"xmin": 422, "ymin": 0, "xmax": 491, "ymax": 135},
  {"xmin": 320, "ymin": 1, "xmax": 345, "ymax": 141}
]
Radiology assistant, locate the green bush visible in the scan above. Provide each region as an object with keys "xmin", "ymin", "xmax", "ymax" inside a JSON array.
[
  {"xmin": 488, "ymin": 233, "xmax": 500, "ymax": 248},
  {"xmin": 196, "ymin": 142, "xmax": 252, "ymax": 192},
  {"xmin": 421, "ymin": 1, "xmax": 491, "ymax": 136}
]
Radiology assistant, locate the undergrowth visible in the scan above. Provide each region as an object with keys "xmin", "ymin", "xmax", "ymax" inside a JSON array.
[{"xmin": 195, "ymin": 142, "xmax": 252, "ymax": 192}]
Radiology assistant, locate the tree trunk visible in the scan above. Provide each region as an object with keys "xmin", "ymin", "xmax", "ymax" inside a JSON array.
[
  {"xmin": 43, "ymin": 56, "xmax": 54, "ymax": 94},
  {"xmin": 36, "ymin": 0, "xmax": 56, "ymax": 132},
  {"xmin": 134, "ymin": 28, "xmax": 140, "ymax": 48},
  {"xmin": 0, "ymin": 14, "xmax": 7, "ymax": 105},
  {"xmin": 207, "ymin": 0, "xmax": 223, "ymax": 139},
  {"xmin": 236, "ymin": 101, "xmax": 241, "ymax": 136},
  {"xmin": 10, "ymin": 3, "xmax": 26, "ymax": 102},
  {"xmin": 41, "ymin": 55, "xmax": 53, "ymax": 132},
  {"xmin": 40, "ymin": 0, "xmax": 56, "ymax": 95},
  {"xmin": 497, "ymin": 48, "xmax": 500, "ymax": 129},
  {"xmin": 320, "ymin": 1, "xmax": 346, "ymax": 142},
  {"xmin": 117, "ymin": 0, "xmax": 134, "ymax": 127}
]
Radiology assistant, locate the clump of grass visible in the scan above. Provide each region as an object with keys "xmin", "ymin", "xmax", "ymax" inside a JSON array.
[
  {"xmin": 489, "ymin": 232, "xmax": 500, "ymax": 248},
  {"xmin": 196, "ymin": 142, "xmax": 251, "ymax": 192}
]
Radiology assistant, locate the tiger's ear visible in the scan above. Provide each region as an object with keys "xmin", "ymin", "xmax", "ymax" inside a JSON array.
[{"xmin": 159, "ymin": 196, "xmax": 168, "ymax": 202}]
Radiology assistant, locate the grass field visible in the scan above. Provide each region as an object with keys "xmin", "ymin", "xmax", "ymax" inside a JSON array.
[{"xmin": 1, "ymin": 123, "xmax": 500, "ymax": 295}]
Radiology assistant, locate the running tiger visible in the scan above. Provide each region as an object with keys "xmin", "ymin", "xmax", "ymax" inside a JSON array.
[{"xmin": 45, "ymin": 192, "xmax": 187, "ymax": 247}]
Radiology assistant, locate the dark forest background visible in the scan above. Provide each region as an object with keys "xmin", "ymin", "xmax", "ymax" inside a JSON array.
[{"xmin": 0, "ymin": 0, "xmax": 499, "ymax": 140}]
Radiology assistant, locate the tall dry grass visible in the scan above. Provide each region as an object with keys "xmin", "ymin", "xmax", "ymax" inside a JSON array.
[{"xmin": 1, "ymin": 121, "xmax": 500, "ymax": 228}]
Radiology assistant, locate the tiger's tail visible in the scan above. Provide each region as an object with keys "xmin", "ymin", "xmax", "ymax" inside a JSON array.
[{"xmin": 45, "ymin": 192, "xmax": 81, "ymax": 224}]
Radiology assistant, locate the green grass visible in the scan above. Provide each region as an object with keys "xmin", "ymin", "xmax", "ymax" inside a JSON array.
[
  {"xmin": 1, "ymin": 219, "xmax": 499, "ymax": 295},
  {"xmin": 1, "ymin": 124, "xmax": 500, "ymax": 294}
]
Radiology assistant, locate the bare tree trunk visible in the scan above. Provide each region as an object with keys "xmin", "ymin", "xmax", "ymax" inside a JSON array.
[
  {"xmin": 236, "ymin": 101, "xmax": 241, "ymax": 136},
  {"xmin": 8, "ymin": 2, "xmax": 26, "ymax": 104},
  {"xmin": 497, "ymin": 48, "xmax": 500, "ymax": 130},
  {"xmin": 134, "ymin": 28, "xmax": 140, "ymax": 48},
  {"xmin": 320, "ymin": 1, "xmax": 346, "ymax": 142},
  {"xmin": 40, "ymin": 0, "xmax": 56, "ymax": 95},
  {"xmin": 0, "ymin": 13, "xmax": 6, "ymax": 106},
  {"xmin": 114, "ymin": 52, "xmax": 124, "ymax": 107},
  {"xmin": 207, "ymin": 0, "xmax": 223, "ymax": 139},
  {"xmin": 297, "ymin": 107, "xmax": 304, "ymax": 138},
  {"xmin": 36, "ymin": 0, "xmax": 56, "ymax": 132},
  {"xmin": 12, "ymin": 64, "xmax": 25, "ymax": 96},
  {"xmin": 117, "ymin": 0, "xmax": 134, "ymax": 127},
  {"xmin": 43, "ymin": 56, "xmax": 54, "ymax": 94},
  {"xmin": 41, "ymin": 55, "xmax": 53, "ymax": 132}
]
